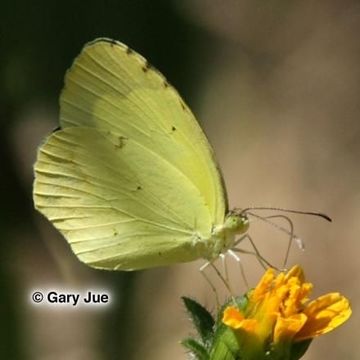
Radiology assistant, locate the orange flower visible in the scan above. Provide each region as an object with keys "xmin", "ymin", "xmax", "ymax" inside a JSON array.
[{"xmin": 222, "ymin": 265, "xmax": 351, "ymax": 358}]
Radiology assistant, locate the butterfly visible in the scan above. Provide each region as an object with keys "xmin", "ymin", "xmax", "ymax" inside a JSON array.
[{"xmin": 33, "ymin": 38, "xmax": 254, "ymax": 271}]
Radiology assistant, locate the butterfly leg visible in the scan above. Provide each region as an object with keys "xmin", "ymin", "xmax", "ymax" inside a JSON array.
[
  {"xmin": 220, "ymin": 253, "xmax": 231, "ymax": 290},
  {"xmin": 232, "ymin": 234, "xmax": 278, "ymax": 270},
  {"xmin": 219, "ymin": 253, "xmax": 237, "ymax": 297},
  {"xmin": 200, "ymin": 259, "xmax": 235, "ymax": 306},
  {"xmin": 262, "ymin": 214, "xmax": 304, "ymax": 269},
  {"xmin": 226, "ymin": 249, "xmax": 249, "ymax": 289},
  {"xmin": 200, "ymin": 261, "xmax": 220, "ymax": 306},
  {"xmin": 209, "ymin": 261, "xmax": 234, "ymax": 295}
]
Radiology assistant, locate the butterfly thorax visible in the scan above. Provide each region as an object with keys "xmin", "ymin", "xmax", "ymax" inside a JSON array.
[{"xmin": 197, "ymin": 212, "xmax": 250, "ymax": 261}]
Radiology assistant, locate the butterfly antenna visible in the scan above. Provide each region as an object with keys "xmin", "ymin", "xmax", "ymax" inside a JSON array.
[{"xmin": 238, "ymin": 207, "xmax": 332, "ymax": 222}]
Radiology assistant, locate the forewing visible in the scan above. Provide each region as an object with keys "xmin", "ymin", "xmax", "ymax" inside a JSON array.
[{"xmin": 60, "ymin": 38, "xmax": 227, "ymax": 224}]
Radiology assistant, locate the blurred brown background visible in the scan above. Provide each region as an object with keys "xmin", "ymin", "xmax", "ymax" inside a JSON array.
[{"xmin": 1, "ymin": 0, "xmax": 358, "ymax": 359}]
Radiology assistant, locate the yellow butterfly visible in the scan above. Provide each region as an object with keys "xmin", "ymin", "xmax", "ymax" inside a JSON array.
[{"xmin": 33, "ymin": 38, "xmax": 254, "ymax": 271}]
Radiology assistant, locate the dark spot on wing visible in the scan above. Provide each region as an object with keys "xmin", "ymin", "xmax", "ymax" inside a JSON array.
[
  {"xmin": 113, "ymin": 229, "xmax": 118, "ymax": 236},
  {"xmin": 137, "ymin": 185, "xmax": 142, "ymax": 190},
  {"xmin": 163, "ymin": 80, "xmax": 169, "ymax": 88},
  {"xmin": 114, "ymin": 136, "xmax": 129, "ymax": 149},
  {"xmin": 171, "ymin": 126, "xmax": 176, "ymax": 132},
  {"xmin": 126, "ymin": 46, "xmax": 133, "ymax": 55},
  {"xmin": 142, "ymin": 60, "xmax": 151, "ymax": 72},
  {"xmin": 180, "ymin": 100, "xmax": 186, "ymax": 111},
  {"xmin": 158, "ymin": 251, "xmax": 162, "ymax": 256}
]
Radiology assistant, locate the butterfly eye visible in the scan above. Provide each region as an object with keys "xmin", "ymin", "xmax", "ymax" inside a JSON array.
[{"xmin": 224, "ymin": 213, "xmax": 249, "ymax": 235}]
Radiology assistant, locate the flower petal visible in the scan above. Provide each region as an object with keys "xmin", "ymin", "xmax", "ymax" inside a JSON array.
[
  {"xmin": 252, "ymin": 268, "xmax": 276, "ymax": 302},
  {"xmin": 295, "ymin": 293, "xmax": 352, "ymax": 341},
  {"xmin": 222, "ymin": 306, "xmax": 245, "ymax": 329},
  {"xmin": 285, "ymin": 265, "xmax": 305, "ymax": 283},
  {"xmin": 274, "ymin": 314, "xmax": 307, "ymax": 343}
]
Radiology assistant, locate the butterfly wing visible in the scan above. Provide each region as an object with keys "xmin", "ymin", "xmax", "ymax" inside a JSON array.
[{"xmin": 33, "ymin": 38, "xmax": 227, "ymax": 270}]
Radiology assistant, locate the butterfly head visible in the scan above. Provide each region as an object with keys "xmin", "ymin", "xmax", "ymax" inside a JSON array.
[
  {"xmin": 206, "ymin": 211, "xmax": 249, "ymax": 260},
  {"xmin": 223, "ymin": 211, "xmax": 250, "ymax": 236}
]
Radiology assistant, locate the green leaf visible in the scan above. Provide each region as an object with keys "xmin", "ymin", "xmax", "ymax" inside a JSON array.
[
  {"xmin": 289, "ymin": 339, "xmax": 312, "ymax": 360},
  {"xmin": 182, "ymin": 297, "xmax": 215, "ymax": 344},
  {"xmin": 267, "ymin": 339, "xmax": 312, "ymax": 360},
  {"xmin": 181, "ymin": 338, "xmax": 209, "ymax": 360},
  {"xmin": 210, "ymin": 324, "xmax": 241, "ymax": 360}
]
